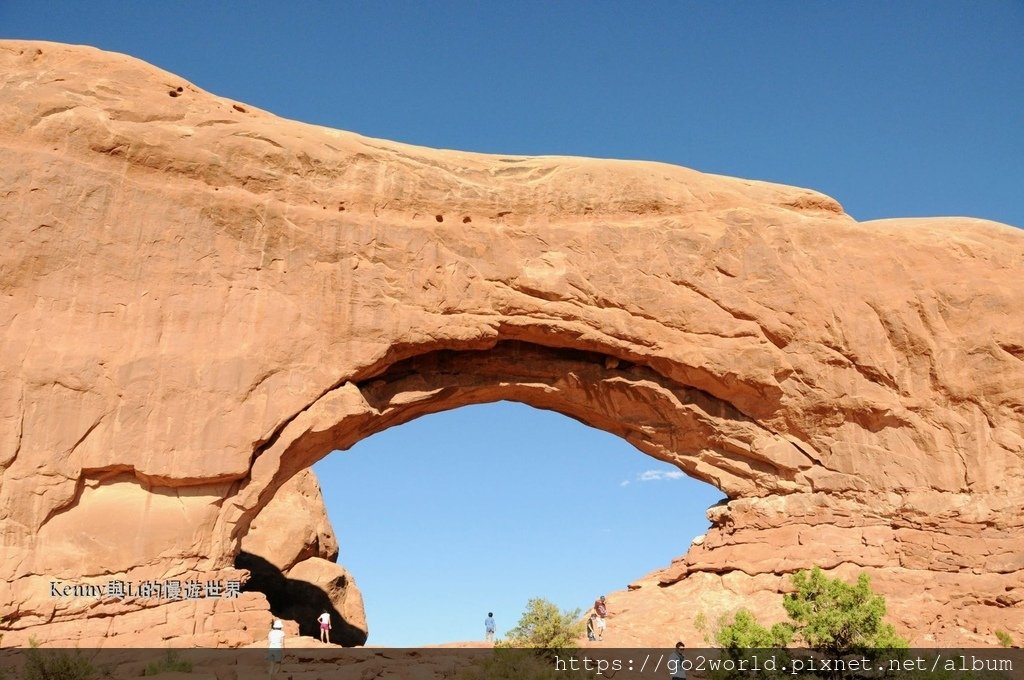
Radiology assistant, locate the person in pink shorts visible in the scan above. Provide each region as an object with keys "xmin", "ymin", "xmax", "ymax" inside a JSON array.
[{"xmin": 317, "ymin": 610, "xmax": 332, "ymax": 644}]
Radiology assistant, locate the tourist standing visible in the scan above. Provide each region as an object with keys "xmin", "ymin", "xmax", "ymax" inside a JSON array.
[
  {"xmin": 484, "ymin": 612, "xmax": 496, "ymax": 642},
  {"xmin": 267, "ymin": 619, "xmax": 285, "ymax": 677},
  {"xmin": 669, "ymin": 641, "xmax": 687, "ymax": 679},
  {"xmin": 593, "ymin": 596, "xmax": 607, "ymax": 641},
  {"xmin": 317, "ymin": 610, "xmax": 332, "ymax": 644}
]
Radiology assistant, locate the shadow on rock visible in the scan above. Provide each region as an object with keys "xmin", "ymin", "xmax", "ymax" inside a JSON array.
[{"xmin": 235, "ymin": 550, "xmax": 368, "ymax": 646}]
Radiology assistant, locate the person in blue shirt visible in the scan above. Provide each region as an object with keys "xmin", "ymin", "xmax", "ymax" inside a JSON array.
[{"xmin": 484, "ymin": 612, "xmax": 496, "ymax": 642}]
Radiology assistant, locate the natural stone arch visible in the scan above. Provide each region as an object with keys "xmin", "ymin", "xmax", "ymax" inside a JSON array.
[
  {"xmin": 220, "ymin": 339, "xmax": 814, "ymax": 551},
  {"xmin": 0, "ymin": 41, "xmax": 1021, "ymax": 647}
]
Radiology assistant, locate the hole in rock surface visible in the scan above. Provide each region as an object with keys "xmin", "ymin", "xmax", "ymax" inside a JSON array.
[{"xmin": 307, "ymin": 401, "xmax": 724, "ymax": 646}]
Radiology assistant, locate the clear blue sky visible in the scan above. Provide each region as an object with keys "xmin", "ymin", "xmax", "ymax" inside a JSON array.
[
  {"xmin": 316, "ymin": 403, "xmax": 723, "ymax": 646},
  {"xmin": 4, "ymin": 2, "xmax": 1020, "ymax": 646}
]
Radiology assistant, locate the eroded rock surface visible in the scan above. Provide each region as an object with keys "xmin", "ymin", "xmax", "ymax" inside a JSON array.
[
  {"xmin": 284, "ymin": 557, "xmax": 367, "ymax": 645},
  {"xmin": 241, "ymin": 468, "xmax": 340, "ymax": 573},
  {"xmin": 238, "ymin": 469, "xmax": 367, "ymax": 645},
  {"xmin": 0, "ymin": 40, "xmax": 1021, "ymax": 647}
]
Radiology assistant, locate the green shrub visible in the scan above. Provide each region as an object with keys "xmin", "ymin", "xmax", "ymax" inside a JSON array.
[
  {"xmin": 463, "ymin": 598, "xmax": 594, "ymax": 680},
  {"xmin": 497, "ymin": 598, "xmax": 585, "ymax": 651},
  {"xmin": 701, "ymin": 567, "xmax": 908, "ymax": 656},
  {"xmin": 783, "ymin": 567, "xmax": 908, "ymax": 653},
  {"xmin": 715, "ymin": 609, "xmax": 794, "ymax": 648},
  {"xmin": 143, "ymin": 650, "xmax": 192, "ymax": 676},
  {"xmin": 22, "ymin": 643, "xmax": 96, "ymax": 680},
  {"xmin": 994, "ymin": 629, "xmax": 1013, "ymax": 648}
]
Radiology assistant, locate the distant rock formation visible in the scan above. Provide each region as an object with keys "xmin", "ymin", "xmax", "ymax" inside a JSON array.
[{"xmin": 0, "ymin": 40, "xmax": 1020, "ymax": 647}]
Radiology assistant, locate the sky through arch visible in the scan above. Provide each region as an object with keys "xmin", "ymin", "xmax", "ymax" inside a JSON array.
[{"xmin": 313, "ymin": 401, "xmax": 725, "ymax": 646}]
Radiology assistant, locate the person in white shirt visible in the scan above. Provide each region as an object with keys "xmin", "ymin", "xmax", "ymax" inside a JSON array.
[
  {"xmin": 267, "ymin": 619, "xmax": 285, "ymax": 676},
  {"xmin": 317, "ymin": 610, "xmax": 332, "ymax": 644},
  {"xmin": 593, "ymin": 596, "xmax": 608, "ymax": 641},
  {"xmin": 484, "ymin": 612, "xmax": 496, "ymax": 642}
]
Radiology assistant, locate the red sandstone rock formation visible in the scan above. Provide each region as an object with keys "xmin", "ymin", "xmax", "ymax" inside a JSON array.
[
  {"xmin": 0, "ymin": 40, "xmax": 1021, "ymax": 647},
  {"xmin": 242, "ymin": 469, "xmax": 340, "ymax": 573},
  {"xmin": 240, "ymin": 469, "xmax": 368, "ymax": 645}
]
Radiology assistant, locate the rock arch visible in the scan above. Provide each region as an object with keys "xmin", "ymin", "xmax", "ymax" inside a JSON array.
[
  {"xmin": 0, "ymin": 41, "xmax": 1021, "ymax": 646},
  {"xmin": 223, "ymin": 340, "xmax": 810, "ymax": 546}
]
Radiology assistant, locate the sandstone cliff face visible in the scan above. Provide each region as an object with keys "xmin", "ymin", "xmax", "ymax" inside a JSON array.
[{"xmin": 0, "ymin": 40, "xmax": 1021, "ymax": 647}]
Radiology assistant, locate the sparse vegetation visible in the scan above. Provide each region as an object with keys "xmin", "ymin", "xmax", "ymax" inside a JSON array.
[
  {"xmin": 994, "ymin": 629, "xmax": 1013, "ymax": 648},
  {"xmin": 461, "ymin": 598, "xmax": 591, "ymax": 680},
  {"xmin": 713, "ymin": 609, "xmax": 794, "ymax": 648},
  {"xmin": 22, "ymin": 640, "xmax": 97, "ymax": 680},
  {"xmin": 696, "ymin": 610, "xmax": 795, "ymax": 680},
  {"xmin": 696, "ymin": 566, "xmax": 909, "ymax": 679},
  {"xmin": 497, "ymin": 597, "xmax": 585, "ymax": 651},
  {"xmin": 143, "ymin": 650, "xmax": 192, "ymax": 676},
  {"xmin": 783, "ymin": 567, "xmax": 908, "ymax": 652}
]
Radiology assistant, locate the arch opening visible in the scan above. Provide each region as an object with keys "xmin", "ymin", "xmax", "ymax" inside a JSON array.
[
  {"xmin": 229, "ymin": 339, "xmax": 817, "ymax": 646},
  {"xmin": 241, "ymin": 401, "xmax": 727, "ymax": 646},
  {"xmin": 224, "ymin": 339, "xmax": 820, "ymax": 551}
]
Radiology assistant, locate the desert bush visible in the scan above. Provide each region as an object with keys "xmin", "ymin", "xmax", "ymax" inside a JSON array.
[
  {"xmin": 705, "ymin": 567, "xmax": 909, "ymax": 653},
  {"xmin": 22, "ymin": 642, "xmax": 96, "ymax": 680},
  {"xmin": 497, "ymin": 597, "xmax": 585, "ymax": 651},
  {"xmin": 143, "ymin": 650, "xmax": 192, "ymax": 676},
  {"xmin": 783, "ymin": 567, "xmax": 908, "ymax": 653}
]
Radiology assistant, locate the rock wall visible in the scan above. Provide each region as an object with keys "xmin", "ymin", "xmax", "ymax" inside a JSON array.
[{"xmin": 0, "ymin": 40, "xmax": 1021, "ymax": 647}]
